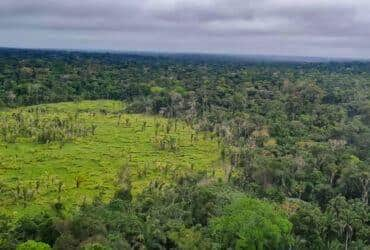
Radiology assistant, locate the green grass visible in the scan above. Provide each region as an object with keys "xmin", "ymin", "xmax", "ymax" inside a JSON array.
[{"xmin": 0, "ymin": 100, "xmax": 221, "ymax": 217}]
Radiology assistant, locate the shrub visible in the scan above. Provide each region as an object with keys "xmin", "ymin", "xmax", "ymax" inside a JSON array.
[
  {"xmin": 16, "ymin": 240, "xmax": 51, "ymax": 250},
  {"xmin": 209, "ymin": 197, "xmax": 293, "ymax": 250}
]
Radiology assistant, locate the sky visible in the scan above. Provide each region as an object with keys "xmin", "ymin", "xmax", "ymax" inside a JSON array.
[{"xmin": 1, "ymin": 0, "xmax": 370, "ymax": 59}]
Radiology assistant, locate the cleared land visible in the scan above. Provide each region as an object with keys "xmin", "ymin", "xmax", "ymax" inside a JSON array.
[{"xmin": 0, "ymin": 100, "xmax": 220, "ymax": 217}]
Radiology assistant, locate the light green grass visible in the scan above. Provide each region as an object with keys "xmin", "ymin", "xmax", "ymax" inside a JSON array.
[{"xmin": 0, "ymin": 100, "xmax": 222, "ymax": 218}]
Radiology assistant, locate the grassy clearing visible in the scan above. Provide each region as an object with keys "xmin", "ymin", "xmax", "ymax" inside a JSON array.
[{"xmin": 0, "ymin": 100, "xmax": 221, "ymax": 217}]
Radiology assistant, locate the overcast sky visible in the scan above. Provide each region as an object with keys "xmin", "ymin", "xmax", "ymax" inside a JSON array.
[{"xmin": 1, "ymin": 0, "xmax": 370, "ymax": 58}]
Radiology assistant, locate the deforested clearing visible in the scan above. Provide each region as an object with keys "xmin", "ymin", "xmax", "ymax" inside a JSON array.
[{"xmin": 0, "ymin": 100, "xmax": 220, "ymax": 217}]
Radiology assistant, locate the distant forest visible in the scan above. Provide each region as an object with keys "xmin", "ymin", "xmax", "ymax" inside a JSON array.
[{"xmin": 0, "ymin": 48, "xmax": 369, "ymax": 249}]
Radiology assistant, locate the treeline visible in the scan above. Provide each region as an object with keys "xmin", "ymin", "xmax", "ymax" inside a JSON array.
[
  {"xmin": 0, "ymin": 174, "xmax": 294, "ymax": 250},
  {"xmin": 1, "ymin": 174, "xmax": 368, "ymax": 249},
  {"xmin": 0, "ymin": 107, "xmax": 97, "ymax": 144},
  {"xmin": 0, "ymin": 48, "xmax": 369, "ymax": 249}
]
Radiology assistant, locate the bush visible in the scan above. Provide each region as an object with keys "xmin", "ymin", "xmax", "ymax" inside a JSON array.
[
  {"xmin": 14, "ymin": 213, "xmax": 60, "ymax": 246},
  {"xmin": 16, "ymin": 240, "xmax": 51, "ymax": 250},
  {"xmin": 210, "ymin": 197, "xmax": 293, "ymax": 250}
]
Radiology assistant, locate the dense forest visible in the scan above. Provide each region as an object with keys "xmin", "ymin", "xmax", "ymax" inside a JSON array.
[{"xmin": 0, "ymin": 48, "xmax": 369, "ymax": 249}]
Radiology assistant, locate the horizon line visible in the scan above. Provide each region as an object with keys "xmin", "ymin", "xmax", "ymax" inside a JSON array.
[{"xmin": 0, "ymin": 45, "xmax": 368, "ymax": 63}]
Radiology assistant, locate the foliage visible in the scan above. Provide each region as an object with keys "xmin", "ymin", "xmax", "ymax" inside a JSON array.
[
  {"xmin": 210, "ymin": 197, "xmax": 292, "ymax": 249},
  {"xmin": 0, "ymin": 108, "xmax": 94, "ymax": 144},
  {"xmin": 8, "ymin": 176, "xmax": 238, "ymax": 249},
  {"xmin": 0, "ymin": 48, "xmax": 369, "ymax": 249},
  {"xmin": 290, "ymin": 197, "xmax": 369, "ymax": 249},
  {"xmin": 16, "ymin": 240, "xmax": 51, "ymax": 250}
]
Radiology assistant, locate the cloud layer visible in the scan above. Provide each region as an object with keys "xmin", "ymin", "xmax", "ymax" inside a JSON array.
[{"xmin": 1, "ymin": 0, "xmax": 370, "ymax": 58}]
